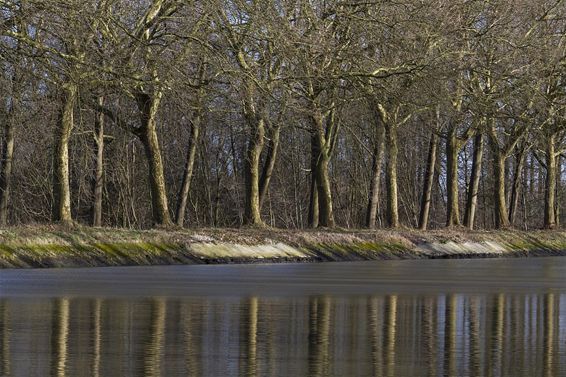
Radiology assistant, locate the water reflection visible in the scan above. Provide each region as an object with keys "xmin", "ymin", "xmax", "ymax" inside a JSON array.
[
  {"xmin": 544, "ymin": 293, "xmax": 555, "ymax": 377},
  {"xmin": 91, "ymin": 299, "xmax": 101, "ymax": 377},
  {"xmin": 308, "ymin": 296, "xmax": 330, "ymax": 377},
  {"xmin": 0, "ymin": 293, "xmax": 563, "ymax": 376},
  {"xmin": 1, "ymin": 300, "xmax": 10, "ymax": 376},
  {"xmin": 242, "ymin": 297, "xmax": 258, "ymax": 377},
  {"xmin": 145, "ymin": 298, "xmax": 166, "ymax": 377},
  {"xmin": 181, "ymin": 301, "xmax": 200, "ymax": 376},
  {"xmin": 50, "ymin": 298, "xmax": 69, "ymax": 377}
]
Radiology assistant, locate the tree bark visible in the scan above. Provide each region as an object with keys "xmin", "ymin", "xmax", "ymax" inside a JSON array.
[
  {"xmin": 544, "ymin": 133, "xmax": 557, "ymax": 229},
  {"xmin": 243, "ymin": 117, "xmax": 265, "ymax": 226},
  {"xmin": 366, "ymin": 114, "xmax": 385, "ymax": 229},
  {"xmin": 446, "ymin": 126, "xmax": 461, "ymax": 227},
  {"xmin": 508, "ymin": 145, "xmax": 526, "ymax": 226},
  {"xmin": 556, "ymin": 156, "xmax": 561, "ymax": 228},
  {"xmin": 136, "ymin": 92, "xmax": 172, "ymax": 227},
  {"xmin": 384, "ymin": 120, "xmax": 399, "ymax": 228},
  {"xmin": 0, "ymin": 107, "xmax": 16, "ymax": 227},
  {"xmin": 308, "ymin": 132, "xmax": 319, "ymax": 228},
  {"xmin": 490, "ymin": 141, "xmax": 511, "ymax": 229},
  {"xmin": 310, "ymin": 112, "xmax": 335, "ymax": 228},
  {"xmin": 52, "ymin": 82, "xmax": 77, "ymax": 226},
  {"xmin": 175, "ymin": 115, "xmax": 201, "ymax": 227},
  {"xmin": 258, "ymin": 124, "xmax": 280, "ymax": 211},
  {"xmin": 463, "ymin": 133, "xmax": 484, "ymax": 229},
  {"xmin": 418, "ymin": 131, "xmax": 438, "ymax": 230},
  {"xmin": 92, "ymin": 96, "xmax": 104, "ymax": 227},
  {"xmin": 314, "ymin": 149, "xmax": 334, "ymax": 227},
  {"xmin": 313, "ymin": 113, "xmax": 335, "ymax": 228}
]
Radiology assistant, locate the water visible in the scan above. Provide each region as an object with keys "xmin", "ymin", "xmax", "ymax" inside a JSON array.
[{"xmin": 1, "ymin": 257, "xmax": 566, "ymax": 376}]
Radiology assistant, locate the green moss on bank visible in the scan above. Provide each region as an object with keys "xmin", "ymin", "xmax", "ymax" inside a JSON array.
[{"xmin": 1, "ymin": 226, "xmax": 566, "ymax": 268}]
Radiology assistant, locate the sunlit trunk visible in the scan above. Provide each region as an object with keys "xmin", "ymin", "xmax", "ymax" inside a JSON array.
[
  {"xmin": 366, "ymin": 119, "xmax": 385, "ymax": 229},
  {"xmin": 0, "ymin": 115, "xmax": 15, "ymax": 226},
  {"xmin": 311, "ymin": 114, "xmax": 335, "ymax": 228},
  {"xmin": 259, "ymin": 125, "xmax": 280, "ymax": 211},
  {"xmin": 308, "ymin": 133, "xmax": 319, "ymax": 228},
  {"xmin": 315, "ymin": 151, "xmax": 334, "ymax": 228},
  {"xmin": 446, "ymin": 126, "xmax": 461, "ymax": 227},
  {"xmin": 492, "ymin": 148, "xmax": 510, "ymax": 229},
  {"xmin": 418, "ymin": 131, "xmax": 438, "ymax": 230},
  {"xmin": 243, "ymin": 118, "xmax": 265, "ymax": 226},
  {"xmin": 464, "ymin": 133, "xmax": 484, "ymax": 229},
  {"xmin": 176, "ymin": 116, "xmax": 201, "ymax": 227},
  {"xmin": 385, "ymin": 121, "xmax": 399, "ymax": 228},
  {"xmin": 508, "ymin": 146, "xmax": 526, "ymax": 226},
  {"xmin": 136, "ymin": 92, "xmax": 172, "ymax": 227},
  {"xmin": 92, "ymin": 96, "xmax": 105, "ymax": 227},
  {"xmin": 544, "ymin": 134, "xmax": 557, "ymax": 229},
  {"xmin": 52, "ymin": 83, "xmax": 77, "ymax": 226}
]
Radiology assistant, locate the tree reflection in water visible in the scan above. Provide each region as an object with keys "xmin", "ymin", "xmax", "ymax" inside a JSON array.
[
  {"xmin": 0, "ymin": 292, "xmax": 563, "ymax": 376},
  {"xmin": 0, "ymin": 300, "xmax": 10, "ymax": 377}
]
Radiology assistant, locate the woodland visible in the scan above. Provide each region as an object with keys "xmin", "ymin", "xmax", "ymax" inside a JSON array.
[{"xmin": 0, "ymin": 0, "xmax": 564, "ymax": 230}]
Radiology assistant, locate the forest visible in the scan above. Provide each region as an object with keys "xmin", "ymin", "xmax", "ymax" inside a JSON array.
[{"xmin": 0, "ymin": 0, "xmax": 564, "ymax": 231}]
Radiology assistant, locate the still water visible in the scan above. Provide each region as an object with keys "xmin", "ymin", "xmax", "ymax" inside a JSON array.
[{"xmin": 1, "ymin": 257, "xmax": 566, "ymax": 376}]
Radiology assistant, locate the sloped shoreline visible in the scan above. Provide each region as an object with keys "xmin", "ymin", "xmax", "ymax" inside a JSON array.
[{"xmin": 1, "ymin": 226, "xmax": 566, "ymax": 268}]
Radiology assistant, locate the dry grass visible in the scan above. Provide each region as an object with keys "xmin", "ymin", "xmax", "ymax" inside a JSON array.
[{"xmin": 1, "ymin": 225, "xmax": 566, "ymax": 268}]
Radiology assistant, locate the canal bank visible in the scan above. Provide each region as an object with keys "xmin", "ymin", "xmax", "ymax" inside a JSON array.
[{"xmin": 1, "ymin": 226, "xmax": 566, "ymax": 268}]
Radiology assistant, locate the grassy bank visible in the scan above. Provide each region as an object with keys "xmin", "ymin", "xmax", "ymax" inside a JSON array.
[{"xmin": 1, "ymin": 226, "xmax": 566, "ymax": 268}]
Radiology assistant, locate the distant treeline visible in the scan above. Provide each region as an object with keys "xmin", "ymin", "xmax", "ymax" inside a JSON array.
[{"xmin": 0, "ymin": 0, "xmax": 564, "ymax": 230}]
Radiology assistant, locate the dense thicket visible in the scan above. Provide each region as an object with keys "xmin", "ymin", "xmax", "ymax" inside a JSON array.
[{"xmin": 0, "ymin": 0, "xmax": 564, "ymax": 230}]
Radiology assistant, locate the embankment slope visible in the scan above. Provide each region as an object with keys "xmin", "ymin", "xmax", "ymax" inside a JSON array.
[{"xmin": 1, "ymin": 226, "xmax": 566, "ymax": 268}]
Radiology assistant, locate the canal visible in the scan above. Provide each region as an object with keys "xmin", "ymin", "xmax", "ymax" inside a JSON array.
[{"xmin": 1, "ymin": 257, "xmax": 565, "ymax": 376}]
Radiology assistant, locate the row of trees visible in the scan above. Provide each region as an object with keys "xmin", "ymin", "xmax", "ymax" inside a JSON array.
[{"xmin": 0, "ymin": 0, "xmax": 564, "ymax": 230}]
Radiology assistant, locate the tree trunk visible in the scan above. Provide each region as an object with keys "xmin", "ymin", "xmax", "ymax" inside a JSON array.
[
  {"xmin": 556, "ymin": 156, "xmax": 561, "ymax": 228},
  {"xmin": 0, "ymin": 67, "xmax": 20, "ymax": 227},
  {"xmin": 308, "ymin": 133, "xmax": 319, "ymax": 228},
  {"xmin": 175, "ymin": 115, "xmax": 201, "ymax": 227},
  {"xmin": 446, "ymin": 126, "xmax": 461, "ymax": 227},
  {"xmin": 136, "ymin": 92, "xmax": 172, "ymax": 227},
  {"xmin": 491, "ymin": 142, "xmax": 510, "ymax": 229},
  {"xmin": 366, "ymin": 117, "xmax": 385, "ymax": 229},
  {"xmin": 508, "ymin": 145, "xmax": 526, "ymax": 226},
  {"xmin": 243, "ymin": 118, "xmax": 265, "ymax": 226},
  {"xmin": 314, "ymin": 150, "xmax": 334, "ymax": 227},
  {"xmin": 310, "ymin": 112, "xmax": 335, "ymax": 228},
  {"xmin": 92, "ymin": 96, "xmax": 104, "ymax": 227},
  {"xmin": 463, "ymin": 133, "xmax": 484, "ymax": 229},
  {"xmin": 384, "ymin": 121, "xmax": 399, "ymax": 228},
  {"xmin": 258, "ymin": 124, "xmax": 280, "ymax": 211},
  {"xmin": 544, "ymin": 134, "xmax": 557, "ymax": 229},
  {"xmin": 52, "ymin": 82, "xmax": 77, "ymax": 226},
  {"xmin": 0, "ymin": 111, "xmax": 15, "ymax": 227},
  {"xmin": 418, "ymin": 131, "xmax": 438, "ymax": 230}
]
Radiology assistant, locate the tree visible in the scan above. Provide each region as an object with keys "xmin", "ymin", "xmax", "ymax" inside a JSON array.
[
  {"xmin": 0, "ymin": 0, "xmax": 563, "ymax": 231},
  {"xmin": 216, "ymin": 1, "xmax": 285, "ymax": 226},
  {"xmin": 418, "ymin": 108, "xmax": 441, "ymax": 230},
  {"xmin": 3, "ymin": 0, "xmax": 100, "ymax": 226},
  {"xmin": 95, "ymin": 0, "xmax": 208, "ymax": 227}
]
